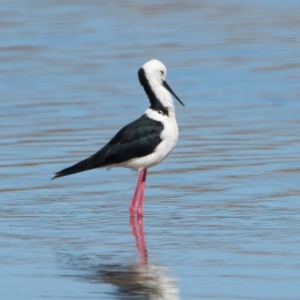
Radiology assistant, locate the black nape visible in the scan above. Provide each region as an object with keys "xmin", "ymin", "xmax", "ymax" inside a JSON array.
[{"xmin": 138, "ymin": 68, "xmax": 169, "ymax": 116}]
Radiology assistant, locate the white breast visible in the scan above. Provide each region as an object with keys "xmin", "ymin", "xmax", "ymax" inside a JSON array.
[{"xmin": 119, "ymin": 109, "xmax": 179, "ymax": 171}]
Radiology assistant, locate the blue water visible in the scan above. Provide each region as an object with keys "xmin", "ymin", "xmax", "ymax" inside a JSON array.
[{"xmin": 1, "ymin": 0, "xmax": 300, "ymax": 299}]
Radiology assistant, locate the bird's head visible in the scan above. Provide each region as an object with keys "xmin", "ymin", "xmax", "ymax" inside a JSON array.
[
  {"xmin": 138, "ymin": 59, "xmax": 184, "ymax": 108},
  {"xmin": 141, "ymin": 59, "xmax": 167, "ymax": 85}
]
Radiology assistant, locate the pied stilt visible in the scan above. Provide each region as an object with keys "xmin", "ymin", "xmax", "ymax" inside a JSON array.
[{"xmin": 52, "ymin": 59, "xmax": 184, "ymax": 216}]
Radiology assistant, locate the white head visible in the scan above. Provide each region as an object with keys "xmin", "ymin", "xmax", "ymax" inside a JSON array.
[
  {"xmin": 138, "ymin": 59, "xmax": 184, "ymax": 115},
  {"xmin": 142, "ymin": 59, "xmax": 167, "ymax": 85}
]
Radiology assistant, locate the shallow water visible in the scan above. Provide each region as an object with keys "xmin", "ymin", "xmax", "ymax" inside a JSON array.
[{"xmin": 1, "ymin": 0, "xmax": 300, "ymax": 299}]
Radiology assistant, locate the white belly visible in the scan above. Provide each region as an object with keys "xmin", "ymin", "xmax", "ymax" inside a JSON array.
[{"xmin": 118, "ymin": 109, "xmax": 179, "ymax": 171}]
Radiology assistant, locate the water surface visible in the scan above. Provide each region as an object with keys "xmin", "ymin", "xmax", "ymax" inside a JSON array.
[{"xmin": 1, "ymin": 1, "xmax": 300, "ymax": 299}]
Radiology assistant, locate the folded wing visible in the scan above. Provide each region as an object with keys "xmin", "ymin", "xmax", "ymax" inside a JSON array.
[{"xmin": 52, "ymin": 115, "xmax": 163, "ymax": 179}]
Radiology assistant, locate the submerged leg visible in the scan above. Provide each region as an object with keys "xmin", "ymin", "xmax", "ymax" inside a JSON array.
[
  {"xmin": 130, "ymin": 170, "xmax": 143, "ymax": 215},
  {"xmin": 137, "ymin": 169, "xmax": 147, "ymax": 217}
]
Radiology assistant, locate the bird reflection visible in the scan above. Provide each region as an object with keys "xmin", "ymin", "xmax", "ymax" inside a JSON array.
[
  {"xmin": 59, "ymin": 217, "xmax": 180, "ymax": 300},
  {"xmin": 96, "ymin": 217, "xmax": 180, "ymax": 299},
  {"xmin": 59, "ymin": 217, "xmax": 180, "ymax": 299},
  {"xmin": 130, "ymin": 217, "xmax": 148, "ymax": 265}
]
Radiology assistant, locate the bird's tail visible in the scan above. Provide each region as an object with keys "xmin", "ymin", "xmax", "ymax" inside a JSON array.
[{"xmin": 52, "ymin": 158, "xmax": 96, "ymax": 180}]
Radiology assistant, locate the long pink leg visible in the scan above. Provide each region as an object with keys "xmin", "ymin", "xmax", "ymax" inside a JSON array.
[
  {"xmin": 137, "ymin": 169, "xmax": 147, "ymax": 217},
  {"xmin": 130, "ymin": 171, "xmax": 143, "ymax": 215}
]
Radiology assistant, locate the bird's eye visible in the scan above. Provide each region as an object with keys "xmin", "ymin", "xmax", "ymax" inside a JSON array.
[{"xmin": 160, "ymin": 70, "xmax": 164, "ymax": 75}]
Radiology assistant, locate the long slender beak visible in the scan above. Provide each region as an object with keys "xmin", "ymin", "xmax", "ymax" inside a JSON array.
[{"xmin": 163, "ymin": 81, "xmax": 185, "ymax": 107}]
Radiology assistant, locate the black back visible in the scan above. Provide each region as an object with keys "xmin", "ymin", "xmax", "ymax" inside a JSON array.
[{"xmin": 52, "ymin": 114, "xmax": 164, "ymax": 179}]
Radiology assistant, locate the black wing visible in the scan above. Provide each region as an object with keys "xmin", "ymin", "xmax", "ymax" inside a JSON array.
[{"xmin": 52, "ymin": 114, "xmax": 163, "ymax": 179}]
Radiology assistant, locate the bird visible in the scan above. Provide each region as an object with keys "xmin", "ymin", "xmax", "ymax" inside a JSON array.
[{"xmin": 52, "ymin": 59, "xmax": 184, "ymax": 216}]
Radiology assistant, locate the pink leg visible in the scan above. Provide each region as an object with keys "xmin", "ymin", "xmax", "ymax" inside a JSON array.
[
  {"xmin": 130, "ymin": 171, "xmax": 143, "ymax": 215},
  {"xmin": 137, "ymin": 169, "xmax": 147, "ymax": 217}
]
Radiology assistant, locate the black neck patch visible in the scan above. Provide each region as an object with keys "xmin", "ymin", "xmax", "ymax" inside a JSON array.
[{"xmin": 138, "ymin": 68, "xmax": 169, "ymax": 116}]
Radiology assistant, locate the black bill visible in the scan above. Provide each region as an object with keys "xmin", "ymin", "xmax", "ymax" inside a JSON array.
[{"xmin": 163, "ymin": 81, "xmax": 185, "ymax": 107}]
